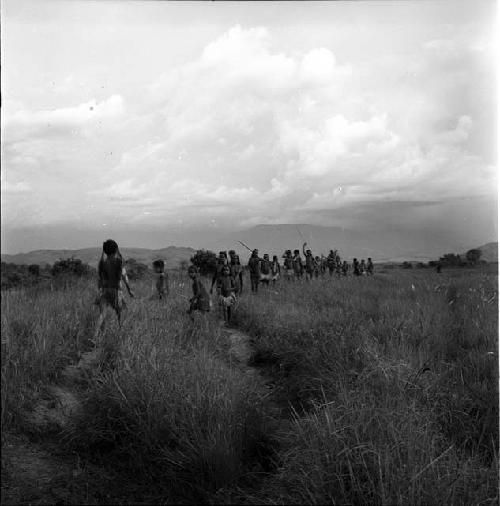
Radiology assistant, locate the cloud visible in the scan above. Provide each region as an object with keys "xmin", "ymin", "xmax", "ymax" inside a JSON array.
[
  {"xmin": 1, "ymin": 21, "xmax": 495, "ymax": 235},
  {"xmin": 4, "ymin": 95, "xmax": 124, "ymax": 141}
]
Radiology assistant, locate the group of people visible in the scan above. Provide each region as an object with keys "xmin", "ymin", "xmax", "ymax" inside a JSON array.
[
  {"xmin": 248, "ymin": 243, "xmax": 374, "ymax": 285},
  {"xmin": 94, "ymin": 239, "xmax": 376, "ymax": 335}
]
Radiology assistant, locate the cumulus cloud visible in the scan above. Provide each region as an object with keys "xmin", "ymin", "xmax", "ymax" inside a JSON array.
[{"xmin": 1, "ymin": 18, "xmax": 495, "ymax": 234}]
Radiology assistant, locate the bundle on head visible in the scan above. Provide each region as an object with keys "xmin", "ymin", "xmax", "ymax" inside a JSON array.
[{"xmin": 153, "ymin": 259, "xmax": 165, "ymax": 270}]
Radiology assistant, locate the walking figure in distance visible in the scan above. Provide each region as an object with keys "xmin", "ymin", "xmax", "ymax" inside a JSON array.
[
  {"xmin": 292, "ymin": 249, "xmax": 303, "ymax": 280},
  {"xmin": 152, "ymin": 259, "xmax": 169, "ymax": 299},
  {"xmin": 283, "ymin": 250, "xmax": 294, "ymax": 281},
  {"xmin": 353, "ymin": 258, "xmax": 361, "ymax": 276},
  {"xmin": 367, "ymin": 258, "xmax": 374, "ymax": 276},
  {"xmin": 229, "ymin": 250, "xmax": 244, "ymax": 295},
  {"xmin": 302, "ymin": 243, "xmax": 315, "ymax": 281},
  {"xmin": 248, "ymin": 249, "xmax": 261, "ymax": 293},
  {"xmin": 271, "ymin": 255, "xmax": 281, "ymax": 285},
  {"xmin": 211, "ymin": 251, "xmax": 228, "ymax": 294},
  {"xmin": 260, "ymin": 253, "xmax": 272, "ymax": 286},
  {"xmin": 187, "ymin": 265, "xmax": 211, "ymax": 321},
  {"xmin": 94, "ymin": 239, "xmax": 134, "ymax": 340},
  {"xmin": 342, "ymin": 260, "xmax": 349, "ymax": 276},
  {"xmin": 219, "ymin": 265, "xmax": 236, "ymax": 324},
  {"xmin": 327, "ymin": 250, "xmax": 336, "ymax": 276},
  {"xmin": 360, "ymin": 259, "xmax": 366, "ymax": 276}
]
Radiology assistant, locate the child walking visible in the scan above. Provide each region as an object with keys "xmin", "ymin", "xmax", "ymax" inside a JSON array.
[
  {"xmin": 218, "ymin": 264, "xmax": 236, "ymax": 324},
  {"xmin": 152, "ymin": 259, "xmax": 169, "ymax": 299},
  {"xmin": 187, "ymin": 265, "xmax": 211, "ymax": 320}
]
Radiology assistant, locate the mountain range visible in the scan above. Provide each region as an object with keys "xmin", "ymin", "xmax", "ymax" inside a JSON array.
[{"xmin": 1, "ymin": 224, "xmax": 497, "ymax": 266}]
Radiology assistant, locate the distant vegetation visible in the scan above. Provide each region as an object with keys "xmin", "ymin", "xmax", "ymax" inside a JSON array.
[
  {"xmin": 123, "ymin": 258, "xmax": 148, "ymax": 280},
  {"xmin": 190, "ymin": 249, "xmax": 218, "ymax": 276},
  {"xmin": 1, "ymin": 262, "xmax": 50, "ymax": 290},
  {"xmin": 51, "ymin": 257, "xmax": 91, "ymax": 277},
  {"xmin": 401, "ymin": 248, "xmax": 488, "ymax": 269},
  {"xmin": 1, "ymin": 256, "xmax": 152, "ymax": 291}
]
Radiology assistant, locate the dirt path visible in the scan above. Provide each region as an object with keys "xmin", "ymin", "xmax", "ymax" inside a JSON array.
[
  {"xmin": 224, "ymin": 327, "xmax": 291, "ymax": 419},
  {"xmin": 25, "ymin": 348, "xmax": 99, "ymax": 435}
]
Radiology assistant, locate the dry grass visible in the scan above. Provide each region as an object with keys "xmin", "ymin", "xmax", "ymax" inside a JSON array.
[
  {"xmin": 1, "ymin": 266, "xmax": 498, "ymax": 504},
  {"xmin": 232, "ymin": 267, "xmax": 498, "ymax": 504}
]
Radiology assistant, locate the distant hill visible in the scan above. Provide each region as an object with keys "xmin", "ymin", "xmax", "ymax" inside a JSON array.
[
  {"xmin": 0, "ymin": 246, "xmax": 196, "ymax": 269},
  {"xmin": 476, "ymin": 242, "xmax": 498, "ymax": 263},
  {"xmin": 2, "ymin": 227, "xmax": 496, "ymax": 266}
]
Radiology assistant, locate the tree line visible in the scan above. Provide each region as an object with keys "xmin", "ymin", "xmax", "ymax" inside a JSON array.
[{"xmin": 0, "ymin": 247, "xmax": 487, "ymax": 291}]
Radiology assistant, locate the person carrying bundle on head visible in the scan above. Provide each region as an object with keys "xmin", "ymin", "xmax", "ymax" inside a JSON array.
[
  {"xmin": 248, "ymin": 249, "xmax": 261, "ymax": 293},
  {"xmin": 292, "ymin": 249, "xmax": 303, "ymax": 280},
  {"xmin": 260, "ymin": 253, "xmax": 272, "ymax": 286},
  {"xmin": 219, "ymin": 264, "xmax": 236, "ymax": 324},
  {"xmin": 271, "ymin": 255, "xmax": 281, "ymax": 285},
  {"xmin": 283, "ymin": 250, "xmax": 294, "ymax": 281},
  {"xmin": 187, "ymin": 265, "xmax": 211, "ymax": 320},
  {"xmin": 94, "ymin": 239, "xmax": 134, "ymax": 340},
  {"xmin": 229, "ymin": 250, "xmax": 243, "ymax": 295},
  {"xmin": 302, "ymin": 243, "xmax": 316, "ymax": 281},
  {"xmin": 152, "ymin": 259, "xmax": 169, "ymax": 299}
]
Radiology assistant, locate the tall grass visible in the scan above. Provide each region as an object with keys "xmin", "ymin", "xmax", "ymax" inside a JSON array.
[
  {"xmin": 2, "ymin": 267, "xmax": 498, "ymax": 504},
  {"xmin": 64, "ymin": 289, "xmax": 272, "ymax": 502},
  {"xmin": 2, "ymin": 271, "xmax": 274, "ymax": 502},
  {"xmin": 232, "ymin": 269, "xmax": 498, "ymax": 504},
  {"xmin": 1, "ymin": 277, "xmax": 96, "ymax": 431}
]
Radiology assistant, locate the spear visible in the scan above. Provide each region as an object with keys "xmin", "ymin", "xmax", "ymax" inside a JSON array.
[
  {"xmin": 295, "ymin": 225, "xmax": 306, "ymax": 244},
  {"xmin": 238, "ymin": 240, "xmax": 253, "ymax": 252}
]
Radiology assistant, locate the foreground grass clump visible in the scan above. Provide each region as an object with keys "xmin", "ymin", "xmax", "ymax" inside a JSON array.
[
  {"xmin": 1, "ymin": 278, "xmax": 97, "ymax": 431},
  {"xmin": 233, "ymin": 268, "xmax": 498, "ymax": 504},
  {"xmin": 261, "ymin": 398, "xmax": 497, "ymax": 505}
]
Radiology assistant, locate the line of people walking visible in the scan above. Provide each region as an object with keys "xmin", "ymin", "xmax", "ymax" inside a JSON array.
[{"xmin": 94, "ymin": 239, "xmax": 376, "ymax": 335}]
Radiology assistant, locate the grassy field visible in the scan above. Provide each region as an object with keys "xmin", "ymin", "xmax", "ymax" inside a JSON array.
[{"xmin": 1, "ymin": 265, "xmax": 498, "ymax": 504}]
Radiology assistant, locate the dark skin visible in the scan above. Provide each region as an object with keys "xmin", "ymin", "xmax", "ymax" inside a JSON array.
[
  {"xmin": 302, "ymin": 243, "xmax": 316, "ymax": 281},
  {"xmin": 94, "ymin": 252, "xmax": 134, "ymax": 340},
  {"xmin": 211, "ymin": 257, "xmax": 228, "ymax": 293},
  {"xmin": 219, "ymin": 267, "xmax": 236, "ymax": 323},
  {"xmin": 248, "ymin": 252, "xmax": 262, "ymax": 292},
  {"xmin": 229, "ymin": 254, "xmax": 244, "ymax": 294}
]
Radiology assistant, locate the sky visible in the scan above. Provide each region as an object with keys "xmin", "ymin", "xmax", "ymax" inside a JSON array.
[{"xmin": 1, "ymin": 0, "xmax": 497, "ymax": 253}]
